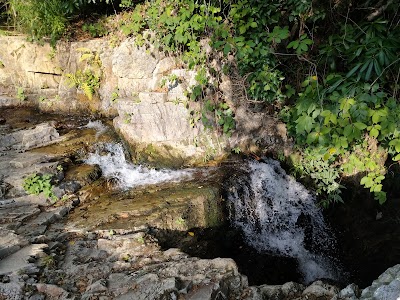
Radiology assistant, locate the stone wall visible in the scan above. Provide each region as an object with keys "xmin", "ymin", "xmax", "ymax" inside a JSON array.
[{"xmin": 0, "ymin": 35, "xmax": 291, "ymax": 166}]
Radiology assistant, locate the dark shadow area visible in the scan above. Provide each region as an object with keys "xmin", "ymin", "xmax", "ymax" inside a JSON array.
[
  {"xmin": 149, "ymin": 225, "xmax": 302, "ymax": 286},
  {"xmin": 325, "ymin": 170, "xmax": 400, "ymax": 288}
]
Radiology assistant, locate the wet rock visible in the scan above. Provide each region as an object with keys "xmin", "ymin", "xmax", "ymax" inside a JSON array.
[
  {"xmin": 302, "ymin": 280, "xmax": 340, "ymax": 299},
  {"xmin": 332, "ymin": 283, "xmax": 360, "ymax": 300},
  {"xmin": 64, "ymin": 164, "xmax": 101, "ymax": 187},
  {"xmin": 245, "ymin": 281, "xmax": 305, "ymax": 300},
  {"xmin": 67, "ymin": 182, "xmax": 225, "ymax": 231},
  {"xmin": 0, "ymin": 122, "xmax": 61, "ymax": 151},
  {"xmin": 1, "ymin": 275, "xmax": 10, "ymax": 283},
  {"xmin": 23, "ymin": 206, "xmax": 70, "ymax": 229},
  {"xmin": 360, "ymin": 264, "xmax": 400, "ymax": 300},
  {"xmin": 56, "ymin": 181, "xmax": 81, "ymax": 196},
  {"xmin": 17, "ymin": 224, "xmax": 48, "ymax": 238},
  {"xmin": 0, "ymin": 204, "xmax": 41, "ymax": 226}
]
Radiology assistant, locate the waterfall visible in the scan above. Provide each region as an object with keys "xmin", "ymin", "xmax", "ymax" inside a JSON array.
[
  {"xmin": 227, "ymin": 159, "xmax": 341, "ymax": 284},
  {"xmin": 85, "ymin": 143, "xmax": 193, "ymax": 189},
  {"xmin": 83, "ymin": 120, "xmax": 108, "ymax": 138}
]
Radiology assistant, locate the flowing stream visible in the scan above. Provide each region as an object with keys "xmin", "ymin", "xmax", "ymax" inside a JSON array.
[
  {"xmin": 85, "ymin": 142, "xmax": 194, "ymax": 189},
  {"xmin": 226, "ymin": 159, "xmax": 341, "ymax": 284},
  {"xmin": 82, "ymin": 121, "xmax": 341, "ymax": 284}
]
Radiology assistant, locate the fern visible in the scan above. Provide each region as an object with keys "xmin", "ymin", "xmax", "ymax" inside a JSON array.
[
  {"xmin": 81, "ymin": 82, "xmax": 94, "ymax": 100},
  {"xmin": 65, "ymin": 72, "xmax": 79, "ymax": 88},
  {"xmin": 65, "ymin": 70, "xmax": 100, "ymax": 100},
  {"xmin": 80, "ymin": 53, "xmax": 95, "ymax": 62}
]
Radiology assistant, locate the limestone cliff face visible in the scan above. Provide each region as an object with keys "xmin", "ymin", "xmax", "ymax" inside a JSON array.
[{"xmin": 0, "ymin": 35, "xmax": 291, "ymax": 166}]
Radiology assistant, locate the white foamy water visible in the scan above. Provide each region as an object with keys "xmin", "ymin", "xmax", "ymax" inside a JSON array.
[
  {"xmin": 84, "ymin": 120, "xmax": 108, "ymax": 138},
  {"xmin": 227, "ymin": 159, "xmax": 340, "ymax": 284},
  {"xmin": 85, "ymin": 143, "xmax": 193, "ymax": 189}
]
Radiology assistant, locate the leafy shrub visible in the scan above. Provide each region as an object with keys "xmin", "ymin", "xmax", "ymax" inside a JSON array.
[
  {"xmin": 23, "ymin": 173, "xmax": 57, "ymax": 202},
  {"xmin": 7, "ymin": 0, "xmax": 68, "ymax": 45},
  {"xmin": 66, "ymin": 70, "xmax": 101, "ymax": 100},
  {"xmin": 16, "ymin": 86, "xmax": 26, "ymax": 101},
  {"xmin": 82, "ymin": 20, "xmax": 108, "ymax": 37},
  {"xmin": 66, "ymin": 48, "xmax": 102, "ymax": 100}
]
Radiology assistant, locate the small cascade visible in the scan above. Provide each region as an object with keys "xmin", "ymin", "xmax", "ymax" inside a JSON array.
[
  {"xmin": 85, "ymin": 143, "xmax": 193, "ymax": 189},
  {"xmin": 83, "ymin": 120, "xmax": 108, "ymax": 138},
  {"xmin": 227, "ymin": 159, "xmax": 341, "ymax": 284}
]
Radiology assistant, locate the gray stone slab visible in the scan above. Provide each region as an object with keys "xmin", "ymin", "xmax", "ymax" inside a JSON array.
[{"xmin": 0, "ymin": 244, "xmax": 47, "ymax": 275}]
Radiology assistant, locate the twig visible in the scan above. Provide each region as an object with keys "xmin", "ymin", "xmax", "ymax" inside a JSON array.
[
  {"xmin": 394, "ymin": 67, "xmax": 400, "ymax": 99},
  {"xmin": 367, "ymin": 0, "xmax": 394, "ymax": 21},
  {"xmin": 370, "ymin": 57, "xmax": 400, "ymax": 88}
]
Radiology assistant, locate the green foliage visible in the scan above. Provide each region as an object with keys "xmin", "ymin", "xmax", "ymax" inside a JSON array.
[
  {"xmin": 200, "ymin": 100, "xmax": 235, "ymax": 135},
  {"xmin": 287, "ymin": 34, "xmax": 313, "ymax": 55},
  {"xmin": 40, "ymin": 255, "xmax": 55, "ymax": 269},
  {"xmin": 65, "ymin": 48, "xmax": 102, "ymax": 100},
  {"xmin": 320, "ymin": 20, "xmax": 400, "ymax": 81},
  {"xmin": 274, "ymin": 1, "xmax": 399, "ymax": 205},
  {"xmin": 228, "ymin": 0, "xmax": 322, "ymax": 103},
  {"xmin": 285, "ymin": 75, "xmax": 399, "ymax": 204},
  {"xmin": 231, "ymin": 146, "xmax": 241, "ymax": 154},
  {"xmin": 160, "ymin": 74, "xmax": 180, "ymax": 91},
  {"xmin": 120, "ymin": 0, "xmax": 229, "ymax": 67},
  {"xmin": 23, "ymin": 173, "xmax": 57, "ymax": 202},
  {"xmin": 66, "ymin": 69, "xmax": 101, "ymax": 100},
  {"xmin": 16, "ymin": 86, "xmax": 26, "ymax": 101},
  {"xmin": 5, "ymin": 0, "xmax": 119, "ymax": 44},
  {"xmin": 82, "ymin": 20, "xmax": 108, "ymax": 38},
  {"xmin": 294, "ymin": 148, "xmax": 343, "ymax": 207},
  {"xmin": 7, "ymin": 0, "xmax": 68, "ymax": 45},
  {"xmin": 111, "ymin": 87, "xmax": 119, "ymax": 103},
  {"xmin": 343, "ymin": 142, "xmax": 387, "ymax": 204}
]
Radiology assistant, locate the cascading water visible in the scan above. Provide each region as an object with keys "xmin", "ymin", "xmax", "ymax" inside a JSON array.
[
  {"xmin": 227, "ymin": 159, "xmax": 342, "ymax": 284},
  {"xmin": 83, "ymin": 120, "xmax": 108, "ymax": 138},
  {"xmin": 85, "ymin": 143, "xmax": 193, "ymax": 189}
]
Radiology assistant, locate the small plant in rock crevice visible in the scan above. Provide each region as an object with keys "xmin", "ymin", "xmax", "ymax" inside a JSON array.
[
  {"xmin": 65, "ymin": 48, "xmax": 102, "ymax": 101},
  {"xmin": 66, "ymin": 69, "xmax": 101, "ymax": 101},
  {"xmin": 111, "ymin": 87, "xmax": 119, "ymax": 103},
  {"xmin": 23, "ymin": 173, "xmax": 58, "ymax": 202},
  {"xmin": 16, "ymin": 87, "xmax": 26, "ymax": 101}
]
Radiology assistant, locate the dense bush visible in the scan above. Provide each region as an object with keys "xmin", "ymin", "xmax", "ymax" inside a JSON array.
[
  {"xmin": 5, "ymin": 0, "xmax": 68, "ymax": 44},
  {"xmin": 118, "ymin": 0, "xmax": 400, "ymax": 205},
  {"xmin": 2, "ymin": 0, "xmax": 122, "ymax": 44}
]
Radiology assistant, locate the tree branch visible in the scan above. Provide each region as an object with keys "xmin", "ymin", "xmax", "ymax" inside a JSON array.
[{"xmin": 367, "ymin": 0, "xmax": 394, "ymax": 21}]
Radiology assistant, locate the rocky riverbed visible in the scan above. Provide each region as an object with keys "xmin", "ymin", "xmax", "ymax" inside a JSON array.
[{"xmin": 0, "ymin": 106, "xmax": 399, "ymax": 300}]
